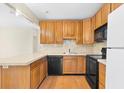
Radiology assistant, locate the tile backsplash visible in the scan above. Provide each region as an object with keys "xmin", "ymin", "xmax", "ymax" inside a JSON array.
[
  {"xmin": 40, "ymin": 40, "xmax": 107, "ymax": 54},
  {"xmin": 93, "ymin": 41, "xmax": 107, "ymax": 54}
]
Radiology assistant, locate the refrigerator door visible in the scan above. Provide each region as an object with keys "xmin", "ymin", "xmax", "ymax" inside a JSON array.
[
  {"xmin": 106, "ymin": 49, "xmax": 124, "ymax": 88},
  {"xmin": 107, "ymin": 4, "xmax": 124, "ymax": 47}
]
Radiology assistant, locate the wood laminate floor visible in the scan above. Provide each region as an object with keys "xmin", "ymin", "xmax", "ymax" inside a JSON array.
[{"xmin": 39, "ymin": 76, "xmax": 91, "ymax": 89}]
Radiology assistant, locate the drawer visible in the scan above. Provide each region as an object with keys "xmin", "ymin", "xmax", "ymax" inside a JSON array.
[{"xmin": 63, "ymin": 56, "xmax": 78, "ymax": 60}]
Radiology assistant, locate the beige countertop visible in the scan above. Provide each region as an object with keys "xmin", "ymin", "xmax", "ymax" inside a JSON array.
[
  {"xmin": 0, "ymin": 51, "xmax": 102, "ymax": 66},
  {"xmin": 0, "ymin": 51, "xmax": 47, "ymax": 66},
  {"xmin": 97, "ymin": 59, "xmax": 106, "ymax": 65}
]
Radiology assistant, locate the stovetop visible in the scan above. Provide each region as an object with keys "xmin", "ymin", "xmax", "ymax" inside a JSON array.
[{"xmin": 87, "ymin": 54, "xmax": 106, "ymax": 59}]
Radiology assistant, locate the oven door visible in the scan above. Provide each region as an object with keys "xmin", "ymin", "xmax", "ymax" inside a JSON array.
[{"xmin": 86, "ymin": 56, "xmax": 99, "ymax": 89}]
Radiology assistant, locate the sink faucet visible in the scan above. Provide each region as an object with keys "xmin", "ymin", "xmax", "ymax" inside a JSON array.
[{"xmin": 69, "ymin": 48, "xmax": 70, "ymax": 53}]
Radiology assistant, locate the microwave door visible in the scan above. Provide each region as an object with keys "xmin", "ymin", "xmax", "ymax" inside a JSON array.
[
  {"xmin": 95, "ymin": 24, "xmax": 107, "ymax": 42},
  {"xmin": 95, "ymin": 30, "xmax": 104, "ymax": 42}
]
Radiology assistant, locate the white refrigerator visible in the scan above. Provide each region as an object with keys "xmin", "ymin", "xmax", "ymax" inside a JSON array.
[{"xmin": 106, "ymin": 4, "xmax": 124, "ymax": 89}]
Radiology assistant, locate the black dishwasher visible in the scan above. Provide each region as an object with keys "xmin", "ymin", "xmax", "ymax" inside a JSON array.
[{"xmin": 47, "ymin": 56, "xmax": 63, "ymax": 75}]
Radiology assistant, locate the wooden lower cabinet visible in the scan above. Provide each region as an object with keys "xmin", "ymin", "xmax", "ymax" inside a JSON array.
[
  {"xmin": 1, "ymin": 57, "xmax": 47, "ymax": 89},
  {"xmin": 77, "ymin": 56, "xmax": 86, "ymax": 74},
  {"xmin": 63, "ymin": 56, "xmax": 86, "ymax": 74},
  {"xmin": 99, "ymin": 63, "xmax": 106, "ymax": 89},
  {"xmin": 30, "ymin": 60, "xmax": 41, "ymax": 89},
  {"xmin": 40, "ymin": 57, "xmax": 48, "ymax": 81},
  {"xmin": 30, "ymin": 57, "xmax": 48, "ymax": 89},
  {"xmin": 2, "ymin": 66, "xmax": 30, "ymax": 89}
]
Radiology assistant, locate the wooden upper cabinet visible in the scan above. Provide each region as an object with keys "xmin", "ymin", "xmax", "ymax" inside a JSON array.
[
  {"xmin": 83, "ymin": 18, "xmax": 93, "ymax": 44},
  {"xmin": 76, "ymin": 21, "xmax": 83, "ymax": 44},
  {"xmin": 63, "ymin": 20, "xmax": 76, "ymax": 39},
  {"xmin": 111, "ymin": 3, "xmax": 122, "ymax": 12},
  {"xmin": 101, "ymin": 4, "xmax": 111, "ymax": 25},
  {"xmin": 40, "ymin": 21, "xmax": 46, "ymax": 44},
  {"xmin": 46, "ymin": 21, "xmax": 55, "ymax": 44},
  {"xmin": 91, "ymin": 16, "xmax": 95, "ymax": 43},
  {"xmin": 95, "ymin": 9, "xmax": 102, "ymax": 29},
  {"xmin": 55, "ymin": 21, "xmax": 63, "ymax": 44},
  {"xmin": 40, "ymin": 21, "xmax": 56, "ymax": 44}
]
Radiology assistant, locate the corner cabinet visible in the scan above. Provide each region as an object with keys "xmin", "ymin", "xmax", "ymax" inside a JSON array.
[
  {"xmin": 111, "ymin": 3, "xmax": 122, "ymax": 12},
  {"xmin": 83, "ymin": 18, "xmax": 94, "ymax": 44},
  {"xmin": 30, "ymin": 57, "xmax": 47, "ymax": 89}
]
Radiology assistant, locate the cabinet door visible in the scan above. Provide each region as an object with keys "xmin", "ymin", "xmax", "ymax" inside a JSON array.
[
  {"xmin": 76, "ymin": 21, "xmax": 83, "ymax": 44},
  {"xmin": 55, "ymin": 21, "xmax": 63, "ymax": 44},
  {"xmin": 30, "ymin": 60, "xmax": 41, "ymax": 89},
  {"xmin": 83, "ymin": 18, "xmax": 93, "ymax": 44},
  {"xmin": 111, "ymin": 3, "xmax": 122, "ymax": 12},
  {"xmin": 40, "ymin": 21, "xmax": 46, "ymax": 44},
  {"xmin": 63, "ymin": 56, "xmax": 77, "ymax": 74},
  {"xmin": 40, "ymin": 62, "xmax": 44, "ymax": 82},
  {"xmin": 77, "ymin": 56, "xmax": 86, "ymax": 74},
  {"xmin": 101, "ymin": 4, "xmax": 111, "ymax": 25},
  {"xmin": 40, "ymin": 58, "xmax": 48, "ymax": 84},
  {"xmin": 46, "ymin": 21, "xmax": 55, "ymax": 44},
  {"xmin": 95, "ymin": 10, "xmax": 102, "ymax": 29},
  {"xmin": 42, "ymin": 58, "xmax": 48, "ymax": 78},
  {"xmin": 99, "ymin": 63, "xmax": 106, "ymax": 89},
  {"xmin": 63, "ymin": 21, "xmax": 75, "ymax": 39},
  {"xmin": 91, "ymin": 16, "xmax": 95, "ymax": 43},
  {"xmin": 30, "ymin": 65, "xmax": 41, "ymax": 88}
]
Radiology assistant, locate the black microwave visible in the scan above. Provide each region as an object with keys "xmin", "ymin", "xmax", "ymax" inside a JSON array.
[{"xmin": 95, "ymin": 24, "xmax": 107, "ymax": 42}]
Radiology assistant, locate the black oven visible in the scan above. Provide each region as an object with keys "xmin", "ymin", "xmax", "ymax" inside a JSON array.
[
  {"xmin": 95, "ymin": 24, "xmax": 107, "ymax": 42},
  {"xmin": 86, "ymin": 55, "xmax": 100, "ymax": 89}
]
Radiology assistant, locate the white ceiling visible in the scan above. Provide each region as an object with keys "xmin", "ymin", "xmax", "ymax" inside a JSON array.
[
  {"xmin": 26, "ymin": 3, "xmax": 103, "ymax": 20},
  {"xmin": 0, "ymin": 4, "xmax": 35, "ymax": 28}
]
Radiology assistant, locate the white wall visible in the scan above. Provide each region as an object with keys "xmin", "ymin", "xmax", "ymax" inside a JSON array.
[
  {"xmin": 0, "ymin": 27, "xmax": 33, "ymax": 58},
  {"xmin": 0, "ymin": 4, "xmax": 39, "ymax": 58}
]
